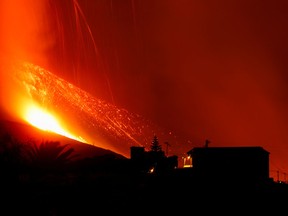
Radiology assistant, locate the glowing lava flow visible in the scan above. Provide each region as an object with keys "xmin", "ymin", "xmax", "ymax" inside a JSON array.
[
  {"xmin": 0, "ymin": 0, "xmax": 180, "ymax": 157},
  {"xmin": 10, "ymin": 61, "xmax": 177, "ymax": 157},
  {"xmin": 24, "ymin": 104, "xmax": 86, "ymax": 143}
]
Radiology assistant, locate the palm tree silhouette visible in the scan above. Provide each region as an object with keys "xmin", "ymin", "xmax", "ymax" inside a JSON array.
[{"xmin": 26, "ymin": 140, "xmax": 79, "ymax": 172}]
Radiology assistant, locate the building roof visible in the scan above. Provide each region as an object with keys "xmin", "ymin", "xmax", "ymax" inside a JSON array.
[{"xmin": 187, "ymin": 146, "xmax": 270, "ymax": 155}]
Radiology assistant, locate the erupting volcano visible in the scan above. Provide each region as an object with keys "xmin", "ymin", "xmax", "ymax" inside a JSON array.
[
  {"xmin": 6, "ymin": 60, "xmax": 177, "ymax": 157},
  {"xmin": 0, "ymin": 0, "xmax": 180, "ymax": 158},
  {"xmin": 2, "ymin": 0, "xmax": 288, "ymax": 182}
]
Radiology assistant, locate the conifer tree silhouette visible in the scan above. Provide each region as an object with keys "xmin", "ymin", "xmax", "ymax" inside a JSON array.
[{"xmin": 150, "ymin": 135, "xmax": 162, "ymax": 152}]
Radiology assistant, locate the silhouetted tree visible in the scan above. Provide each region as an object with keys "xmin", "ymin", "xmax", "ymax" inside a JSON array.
[
  {"xmin": 150, "ymin": 135, "xmax": 162, "ymax": 152},
  {"xmin": 148, "ymin": 135, "xmax": 166, "ymax": 173},
  {"xmin": 26, "ymin": 140, "xmax": 79, "ymax": 173}
]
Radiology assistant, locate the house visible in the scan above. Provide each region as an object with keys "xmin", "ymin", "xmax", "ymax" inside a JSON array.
[{"xmin": 186, "ymin": 146, "xmax": 270, "ymax": 184}]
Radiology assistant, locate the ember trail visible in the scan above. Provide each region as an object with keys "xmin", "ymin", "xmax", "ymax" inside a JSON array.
[{"xmin": 12, "ymin": 61, "xmax": 171, "ymax": 157}]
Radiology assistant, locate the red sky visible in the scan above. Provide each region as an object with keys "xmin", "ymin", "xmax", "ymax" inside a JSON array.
[
  {"xmin": 1, "ymin": 0, "xmax": 288, "ymax": 181},
  {"xmin": 54, "ymin": 0, "xmax": 288, "ymax": 180}
]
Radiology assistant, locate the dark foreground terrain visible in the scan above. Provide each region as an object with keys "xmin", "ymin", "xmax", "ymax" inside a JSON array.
[
  {"xmin": 1, "ymin": 119, "xmax": 288, "ymax": 215},
  {"xmin": 2, "ymin": 167, "xmax": 288, "ymax": 215}
]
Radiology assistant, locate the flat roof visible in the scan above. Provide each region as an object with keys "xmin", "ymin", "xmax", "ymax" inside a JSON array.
[{"xmin": 187, "ymin": 146, "xmax": 270, "ymax": 155}]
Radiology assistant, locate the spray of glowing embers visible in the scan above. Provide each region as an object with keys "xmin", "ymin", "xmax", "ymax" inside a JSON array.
[{"xmin": 12, "ymin": 61, "xmax": 177, "ymax": 157}]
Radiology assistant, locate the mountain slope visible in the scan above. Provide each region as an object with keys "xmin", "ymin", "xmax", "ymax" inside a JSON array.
[{"xmin": 0, "ymin": 119, "xmax": 127, "ymax": 160}]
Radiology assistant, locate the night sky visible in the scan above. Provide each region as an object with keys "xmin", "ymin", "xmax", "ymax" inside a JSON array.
[
  {"xmin": 1, "ymin": 0, "xmax": 288, "ymax": 180},
  {"xmin": 63, "ymin": 0, "xmax": 288, "ymax": 178}
]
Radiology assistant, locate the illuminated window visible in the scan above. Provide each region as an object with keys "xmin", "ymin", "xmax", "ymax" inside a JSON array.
[{"xmin": 183, "ymin": 155, "xmax": 192, "ymax": 168}]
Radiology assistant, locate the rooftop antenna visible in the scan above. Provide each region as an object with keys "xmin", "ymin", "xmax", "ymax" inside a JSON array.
[
  {"xmin": 277, "ymin": 170, "xmax": 280, "ymax": 182},
  {"xmin": 164, "ymin": 142, "xmax": 171, "ymax": 156},
  {"xmin": 204, "ymin": 139, "xmax": 210, "ymax": 148}
]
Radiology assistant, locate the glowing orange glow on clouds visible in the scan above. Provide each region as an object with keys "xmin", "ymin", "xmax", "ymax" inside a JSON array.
[{"xmin": 24, "ymin": 104, "xmax": 86, "ymax": 143}]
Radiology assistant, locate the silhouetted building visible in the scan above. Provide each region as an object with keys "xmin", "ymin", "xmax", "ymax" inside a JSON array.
[
  {"xmin": 130, "ymin": 146, "xmax": 178, "ymax": 174},
  {"xmin": 187, "ymin": 146, "xmax": 270, "ymax": 183},
  {"xmin": 130, "ymin": 146, "xmax": 146, "ymax": 160}
]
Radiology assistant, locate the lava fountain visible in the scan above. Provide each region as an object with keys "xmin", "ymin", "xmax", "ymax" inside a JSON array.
[
  {"xmin": 0, "ymin": 0, "xmax": 179, "ymax": 158},
  {"xmin": 11, "ymin": 60, "xmax": 176, "ymax": 157}
]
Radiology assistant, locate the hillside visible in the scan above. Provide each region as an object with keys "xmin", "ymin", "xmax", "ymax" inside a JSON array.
[{"xmin": 0, "ymin": 119, "xmax": 127, "ymax": 160}]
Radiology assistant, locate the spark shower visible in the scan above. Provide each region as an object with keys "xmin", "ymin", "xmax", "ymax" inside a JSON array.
[
  {"xmin": 2, "ymin": 0, "xmax": 288, "ymax": 183},
  {"xmin": 0, "ymin": 0, "xmax": 179, "ymax": 158}
]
